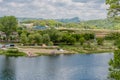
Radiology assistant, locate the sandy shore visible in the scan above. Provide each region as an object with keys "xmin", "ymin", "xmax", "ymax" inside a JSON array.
[{"xmin": 17, "ymin": 47, "xmax": 75, "ymax": 56}]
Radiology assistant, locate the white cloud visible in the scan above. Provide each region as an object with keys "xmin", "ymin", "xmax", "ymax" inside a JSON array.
[
  {"xmin": 0, "ymin": 0, "xmax": 3, "ymax": 3},
  {"xmin": 8, "ymin": 2, "xmax": 25, "ymax": 7},
  {"xmin": 0, "ymin": 7, "xmax": 7, "ymax": 11},
  {"xmin": 0, "ymin": 0, "xmax": 108, "ymax": 20}
]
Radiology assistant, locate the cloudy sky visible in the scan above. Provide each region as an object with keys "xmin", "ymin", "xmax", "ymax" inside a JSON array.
[{"xmin": 0, "ymin": 0, "xmax": 109, "ymax": 20}]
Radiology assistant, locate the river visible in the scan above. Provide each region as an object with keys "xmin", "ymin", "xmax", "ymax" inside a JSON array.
[{"xmin": 0, "ymin": 53, "xmax": 113, "ymax": 80}]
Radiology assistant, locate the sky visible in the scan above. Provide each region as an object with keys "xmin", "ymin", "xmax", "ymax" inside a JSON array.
[{"xmin": 0, "ymin": 0, "xmax": 109, "ymax": 20}]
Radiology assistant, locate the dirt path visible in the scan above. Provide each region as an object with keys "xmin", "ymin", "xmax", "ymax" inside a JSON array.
[
  {"xmin": 16, "ymin": 47, "xmax": 72, "ymax": 57},
  {"xmin": 17, "ymin": 47, "xmax": 37, "ymax": 57}
]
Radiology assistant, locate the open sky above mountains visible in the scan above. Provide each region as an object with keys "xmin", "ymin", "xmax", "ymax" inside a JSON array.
[{"xmin": 0, "ymin": 0, "xmax": 108, "ymax": 20}]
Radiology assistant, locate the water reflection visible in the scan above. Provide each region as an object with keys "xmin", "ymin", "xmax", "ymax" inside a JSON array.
[
  {"xmin": 0, "ymin": 53, "xmax": 113, "ymax": 80},
  {"xmin": 0, "ymin": 56, "xmax": 16, "ymax": 80}
]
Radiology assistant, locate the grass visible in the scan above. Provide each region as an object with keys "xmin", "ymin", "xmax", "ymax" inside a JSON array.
[
  {"xmin": 36, "ymin": 52, "xmax": 75, "ymax": 56},
  {"xmin": 60, "ymin": 40, "xmax": 115, "ymax": 54},
  {"xmin": 0, "ymin": 48, "xmax": 27, "ymax": 57}
]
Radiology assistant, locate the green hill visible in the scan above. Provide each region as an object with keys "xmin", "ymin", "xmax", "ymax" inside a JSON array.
[{"xmin": 81, "ymin": 18, "xmax": 120, "ymax": 29}]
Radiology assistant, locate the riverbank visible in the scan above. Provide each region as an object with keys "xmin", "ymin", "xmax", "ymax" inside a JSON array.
[
  {"xmin": 0, "ymin": 48, "xmax": 26, "ymax": 57},
  {"xmin": 60, "ymin": 44, "xmax": 115, "ymax": 54},
  {"xmin": 0, "ymin": 41, "xmax": 115, "ymax": 57},
  {"xmin": 0, "ymin": 42, "xmax": 115, "ymax": 56},
  {"xmin": 17, "ymin": 46, "xmax": 76, "ymax": 56}
]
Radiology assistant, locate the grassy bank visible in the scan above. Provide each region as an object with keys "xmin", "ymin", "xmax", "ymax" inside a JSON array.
[
  {"xmin": 60, "ymin": 40, "xmax": 115, "ymax": 54},
  {"xmin": 0, "ymin": 40, "xmax": 115, "ymax": 57},
  {"xmin": 0, "ymin": 48, "xmax": 27, "ymax": 57},
  {"xmin": 60, "ymin": 45, "xmax": 114, "ymax": 54}
]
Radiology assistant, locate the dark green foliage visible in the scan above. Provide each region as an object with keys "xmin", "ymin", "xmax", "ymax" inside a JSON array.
[
  {"xmin": 0, "ymin": 16, "xmax": 18, "ymax": 41},
  {"xmin": 43, "ymin": 34, "xmax": 51, "ymax": 45},
  {"xmin": 105, "ymin": 32, "xmax": 120, "ymax": 40},
  {"xmin": 20, "ymin": 32, "xmax": 28, "ymax": 44},
  {"xmin": 114, "ymin": 38, "xmax": 120, "ymax": 49},
  {"xmin": 18, "ymin": 28, "xmax": 96, "ymax": 45},
  {"xmin": 83, "ymin": 33, "xmax": 94, "ymax": 40},
  {"xmin": 72, "ymin": 34, "xmax": 83, "ymax": 41},
  {"xmin": 34, "ymin": 33, "xmax": 43, "ymax": 44},
  {"xmin": 42, "ymin": 28, "xmax": 62, "ymax": 43},
  {"xmin": 109, "ymin": 50, "xmax": 120, "ymax": 80},
  {"xmin": 79, "ymin": 37, "xmax": 85, "ymax": 45},
  {"xmin": 113, "ymin": 50, "xmax": 120, "ymax": 68},
  {"xmin": 61, "ymin": 33, "xmax": 76, "ymax": 45},
  {"xmin": 97, "ymin": 38, "xmax": 104, "ymax": 45},
  {"xmin": 48, "ymin": 41, "xmax": 54, "ymax": 46}
]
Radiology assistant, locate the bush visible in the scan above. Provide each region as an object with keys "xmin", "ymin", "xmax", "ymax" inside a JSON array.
[
  {"xmin": 43, "ymin": 34, "xmax": 51, "ymax": 45},
  {"xmin": 108, "ymin": 49, "xmax": 120, "ymax": 80},
  {"xmin": 48, "ymin": 41, "xmax": 54, "ymax": 46},
  {"xmin": 97, "ymin": 38, "xmax": 104, "ymax": 45},
  {"xmin": 83, "ymin": 33, "xmax": 94, "ymax": 40},
  {"xmin": 7, "ymin": 48, "xmax": 19, "ymax": 53},
  {"xmin": 105, "ymin": 32, "xmax": 120, "ymax": 40},
  {"xmin": 114, "ymin": 38, "xmax": 120, "ymax": 49},
  {"xmin": 61, "ymin": 33, "xmax": 76, "ymax": 45},
  {"xmin": 79, "ymin": 37, "xmax": 85, "ymax": 45}
]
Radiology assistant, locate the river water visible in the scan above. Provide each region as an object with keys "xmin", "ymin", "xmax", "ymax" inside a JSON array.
[{"xmin": 0, "ymin": 53, "xmax": 113, "ymax": 80}]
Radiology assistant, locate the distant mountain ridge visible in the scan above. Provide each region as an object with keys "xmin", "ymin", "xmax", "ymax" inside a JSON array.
[
  {"xmin": 56, "ymin": 17, "xmax": 80, "ymax": 23},
  {"xmin": 17, "ymin": 17, "xmax": 120, "ymax": 29},
  {"xmin": 17, "ymin": 17, "xmax": 43, "ymax": 22},
  {"xmin": 17, "ymin": 17, "xmax": 80, "ymax": 23}
]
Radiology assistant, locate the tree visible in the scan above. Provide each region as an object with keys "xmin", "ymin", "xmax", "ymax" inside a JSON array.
[
  {"xmin": 61, "ymin": 33, "xmax": 76, "ymax": 45},
  {"xmin": 20, "ymin": 33, "xmax": 28, "ymax": 45},
  {"xmin": 28, "ymin": 34, "xmax": 34, "ymax": 44},
  {"xmin": 0, "ymin": 16, "xmax": 18, "ymax": 41},
  {"xmin": 109, "ymin": 50, "xmax": 120, "ymax": 80},
  {"xmin": 106, "ymin": 0, "xmax": 120, "ymax": 21},
  {"xmin": 79, "ymin": 37, "xmax": 85, "ymax": 45},
  {"xmin": 42, "ymin": 28, "xmax": 62, "ymax": 43},
  {"xmin": 34, "ymin": 33, "xmax": 42, "ymax": 44},
  {"xmin": 107, "ymin": 0, "xmax": 120, "ymax": 79},
  {"xmin": 97, "ymin": 38, "xmax": 104, "ymax": 45},
  {"xmin": 106, "ymin": 0, "xmax": 120, "ymax": 22},
  {"xmin": 43, "ymin": 34, "xmax": 50, "ymax": 45}
]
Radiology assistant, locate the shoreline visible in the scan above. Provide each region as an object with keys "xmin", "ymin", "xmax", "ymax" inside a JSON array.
[{"xmin": 0, "ymin": 46, "xmax": 114, "ymax": 57}]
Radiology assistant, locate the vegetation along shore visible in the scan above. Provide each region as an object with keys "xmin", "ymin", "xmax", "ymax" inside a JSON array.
[{"xmin": 0, "ymin": 16, "xmax": 120, "ymax": 56}]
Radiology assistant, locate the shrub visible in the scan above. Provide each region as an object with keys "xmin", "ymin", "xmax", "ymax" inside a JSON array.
[
  {"xmin": 6, "ymin": 48, "xmax": 19, "ymax": 53},
  {"xmin": 61, "ymin": 33, "xmax": 76, "ymax": 45},
  {"xmin": 97, "ymin": 38, "xmax": 104, "ymax": 45},
  {"xmin": 83, "ymin": 33, "xmax": 95, "ymax": 40},
  {"xmin": 79, "ymin": 37, "xmax": 85, "ymax": 45}
]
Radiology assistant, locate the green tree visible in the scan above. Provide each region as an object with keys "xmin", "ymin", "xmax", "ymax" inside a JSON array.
[
  {"xmin": 97, "ymin": 38, "xmax": 104, "ymax": 45},
  {"xmin": 107, "ymin": 0, "xmax": 120, "ymax": 79},
  {"xmin": 43, "ymin": 34, "xmax": 50, "ymax": 45},
  {"xmin": 114, "ymin": 38, "xmax": 120, "ymax": 49},
  {"xmin": 42, "ymin": 28, "xmax": 62, "ymax": 43},
  {"xmin": 109, "ymin": 50, "xmax": 120, "ymax": 80},
  {"xmin": 106, "ymin": 0, "xmax": 120, "ymax": 17},
  {"xmin": 0, "ymin": 16, "xmax": 18, "ymax": 41},
  {"xmin": 34, "ymin": 33, "xmax": 42, "ymax": 44},
  {"xmin": 20, "ymin": 33, "xmax": 28, "ymax": 44},
  {"xmin": 79, "ymin": 37, "xmax": 85, "ymax": 45},
  {"xmin": 61, "ymin": 33, "xmax": 76, "ymax": 45},
  {"xmin": 28, "ymin": 34, "xmax": 34, "ymax": 44}
]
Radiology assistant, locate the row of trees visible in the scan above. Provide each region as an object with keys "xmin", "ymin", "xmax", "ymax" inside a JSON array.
[
  {"xmin": 19, "ymin": 28, "xmax": 95, "ymax": 46},
  {"xmin": 0, "ymin": 16, "xmax": 103, "ymax": 46}
]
